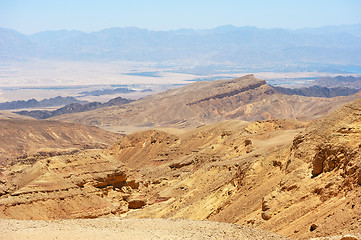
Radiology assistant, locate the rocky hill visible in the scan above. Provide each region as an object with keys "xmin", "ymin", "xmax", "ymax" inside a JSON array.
[
  {"xmin": 0, "ymin": 96, "xmax": 85, "ymax": 110},
  {"xmin": 52, "ymin": 74, "xmax": 361, "ymax": 130},
  {"xmin": 311, "ymin": 76, "xmax": 361, "ymax": 89},
  {"xmin": 0, "ymin": 119, "xmax": 121, "ymax": 166},
  {"xmin": 273, "ymin": 85, "xmax": 359, "ymax": 98},
  {"xmin": 1, "ymin": 95, "xmax": 360, "ymax": 238},
  {"xmin": 16, "ymin": 96, "xmax": 133, "ymax": 119}
]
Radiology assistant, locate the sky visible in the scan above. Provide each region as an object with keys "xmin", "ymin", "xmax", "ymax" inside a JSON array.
[{"xmin": 0, "ymin": 0, "xmax": 361, "ymax": 34}]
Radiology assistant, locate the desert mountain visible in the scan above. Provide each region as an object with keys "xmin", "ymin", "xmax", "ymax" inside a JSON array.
[
  {"xmin": 1, "ymin": 94, "xmax": 360, "ymax": 238},
  {"xmin": 273, "ymin": 85, "xmax": 359, "ymax": 98},
  {"xmin": 52, "ymin": 74, "xmax": 361, "ymax": 130},
  {"xmin": 16, "ymin": 96, "xmax": 133, "ymax": 119},
  {"xmin": 0, "ymin": 96, "xmax": 85, "ymax": 110},
  {"xmin": 0, "ymin": 119, "xmax": 121, "ymax": 166},
  {"xmin": 311, "ymin": 75, "xmax": 361, "ymax": 89},
  {"xmin": 1, "ymin": 25, "xmax": 361, "ymax": 66}
]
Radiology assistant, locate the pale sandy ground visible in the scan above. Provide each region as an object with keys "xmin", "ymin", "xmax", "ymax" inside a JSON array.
[
  {"xmin": 1, "ymin": 60, "xmax": 358, "ymax": 102},
  {"xmin": 0, "ymin": 218, "xmax": 291, "ymax": 240},
  {"xmin": 1, "ymin": 60, "xmax": 355, "ymax": 87}
]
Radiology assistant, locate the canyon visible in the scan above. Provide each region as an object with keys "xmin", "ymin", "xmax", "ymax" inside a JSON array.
[{"xmin": 0, "ymin": 75, "xmax": 360, "ymax": 239}]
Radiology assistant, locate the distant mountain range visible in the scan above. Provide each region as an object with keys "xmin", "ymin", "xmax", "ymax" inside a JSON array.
[
  {"xmin": 273, "ymin": 83, "xmax": 360, "ymax": 98},
  {"xmin": 311, "ymin": 75, "xmax": 361, "ymax": 88},
  {"xmin": 16, "ymin": 96, "xmax": 133, "ymax": 119},
  {"xmin": 1, "ymin": 24, "xmax": 361, "ymax": 66},
  {"xmin": 79, "ymin": 87, "xmax": 135, "ymax": 97},
  {"xmin": 0, "ymin": 96, "xmax": 85, "ymax": 110}
]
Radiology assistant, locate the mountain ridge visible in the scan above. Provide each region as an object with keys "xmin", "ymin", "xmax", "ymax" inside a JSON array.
[
  {"xmin": 51, "ymin": 75, "xmax": 361, "ymax": 130},
  {"xmin": 1, "ymin": 24, "xmax": 360, "ymax": 65},
  {"xmin": 16, "ymin": 96, "xmax": 133, "ymax": 119},
  {"xmin": 0, "ymin": 96, "xmax": 85, "ymax": 110}
]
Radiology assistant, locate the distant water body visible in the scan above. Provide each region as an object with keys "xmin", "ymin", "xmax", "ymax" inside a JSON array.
[{"xmin": 341, "ymin": 66, "xmax": 361, "ymax": 74}]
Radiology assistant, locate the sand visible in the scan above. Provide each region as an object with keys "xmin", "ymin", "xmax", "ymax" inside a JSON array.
[{"xmin": 0, "ymin": 218, "xmax": 291, "ymax": 240}]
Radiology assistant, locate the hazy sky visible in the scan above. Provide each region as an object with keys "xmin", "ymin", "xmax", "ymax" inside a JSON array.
[{"xmin": 1, "ymin": 0, "xmax": 360, "ymax": 34}]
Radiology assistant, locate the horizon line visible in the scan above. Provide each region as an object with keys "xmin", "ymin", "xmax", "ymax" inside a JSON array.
[{"xmin": 2, "ymin": 23, "xmax": 361, "ymax": 35}]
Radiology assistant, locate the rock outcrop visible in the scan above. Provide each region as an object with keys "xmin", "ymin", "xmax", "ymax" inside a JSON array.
[
  {"xmin": 0, "ymin": 149, "xmax": 144, "ymax": 219},
  {"xmin": 256, "ymin": 97, "xmax": 361, "ymax": 239}
]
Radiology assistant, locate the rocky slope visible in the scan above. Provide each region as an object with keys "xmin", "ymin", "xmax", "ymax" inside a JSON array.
[
  {"xmin": 52, "ymin": 74, "xmax": 361, "ymax": 130},
  {"xmin": 0, "ymin": 119, "xmax": 306, "ymax": 220},
  {"xmin": 0, "ymin": 97, "xmax": 360, "ymax": 239},
  {"xmin": 0, "ymin": 149, "xmax": 144, "ymax": 220},
  {"xmin": 110, "ymin": 100, "xmax": 361, "ymax": 239},
  {"xmin": 0, "ymin": 119, "xmax": 121, "ymax": 166}
]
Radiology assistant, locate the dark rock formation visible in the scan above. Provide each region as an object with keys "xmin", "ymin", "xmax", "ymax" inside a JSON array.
[
  {"xmin": 273, "ymin": 85, "xmax": 359, "ymax": 98},
  {"xmin": 0, "ymin": 96, "xmax": 85, "ymax": 110},
  {"xmin": 16, "ymin": 96, "xmax": 133, "ymax": 119}
]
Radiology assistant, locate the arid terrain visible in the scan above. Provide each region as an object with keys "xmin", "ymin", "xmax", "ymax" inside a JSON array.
[
  {"xmin": 0, "ymin": 118, "xmax": 122, "ymax": 166},
  {"xmin": 0, "ymin": 218, "xmax": 293, "ymax": 240},
  {"xmin": 0, "ymin": 75, "xmax": 360, "ymax": 239},
  {"xmin": 52, "ymin": 74, "xmax": 361, "ymax": 133},
  {"xmin": 1, "ymin": 60, "xmax": 357, "ymax": 103}
]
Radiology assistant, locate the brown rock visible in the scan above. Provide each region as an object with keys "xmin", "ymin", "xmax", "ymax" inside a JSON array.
[
  {"xmin": 310, "ymin": 223, "xmax": 318, "ymax": 232},
  {"xmin": 340, "ymin": 236, "xmax": 359, "ymax": 240},
  {"xmin": 126, "ymin": 180, "xmax": 140, "ymax": 189},
  {"xmin": 244, "ymin": 139, "xmax": 252, "ymax": 146},
  {"xmin": 128, "ymin": 199, "xmax": 146, "ymax": 209},
  {"xmin": 261, "ymin": 212, "xmax": 272, "ymax": 220}
]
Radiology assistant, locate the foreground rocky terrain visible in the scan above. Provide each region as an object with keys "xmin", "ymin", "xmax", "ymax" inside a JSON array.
[
  {"xmin": 0, "ymin": 98, "xmax": 360, "ymax": 239},
  {"xmin": 0, "ymin": 75, "xmax": 360, "ymax": 239}
]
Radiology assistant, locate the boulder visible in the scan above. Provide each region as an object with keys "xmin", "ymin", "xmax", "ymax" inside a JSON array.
[{"xmin": 128, "ymin": 199, "xmax": 146, "ymax": 209}]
